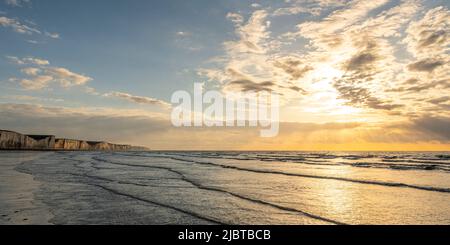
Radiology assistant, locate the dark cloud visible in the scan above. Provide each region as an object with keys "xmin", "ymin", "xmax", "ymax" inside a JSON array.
[
  {"xmin": 335, "ymin": 82, "xmax": 403, "ymax": 110},
  {"xmin": 226, "ymin": 79, "xmax": 276, "ymax": 92},
  {"xmin": 386, "ymin": 79, "xmax": 449, "ymax": 93},
  {"xmin": 287, "ymin": 85, "xmax": 306, "ymax": 93},
  {"xmin": 335, "ymin": 43, "xmax": 400, "ymax": 110},
  {"xmin": 417, "ymin": 30, "xmax": 449, "ymax": 49},
  {"xmin": 105, "ymin": 91, "xmax": 171, "ymax": 107},
  {"xmin": 407, "ymin": 58, "xmax": 444, "ymax": 72},
  {"xmin": 428, "ymin": 96, "xmax": 450, "ymax": 105},
  {"xmin": 273, "ymin": 58, "xmax": 313, "ymax": 80},
  {"xmin": 225, "ymin": 69, "xmax": 275, "ymax": 92},
  {"xmin": 332, "ymin": 39, "xmax": 402, "ymax": 111},
  {"xmin": 280, "ymin": 121, "xmax": 363, "ymax": 133},
  {"xmin": 345, "ymin": 52, "xmax": 378, "ymax": 71},
  {"xmin": 243, "ymin": 41, "xmax": 260, "ymax": 51},
  {"xmin": 404, "ymin": 78, "xmax": 419, "ymax": 85},
  {"xmin": 412, "ymin": 115, "xmax": 450, "ymax": 141},
  {"xmin": 319, "ymin": 34, "xmax": 343, "ymax": 48},
  {"xmin": 225, "ymin": 68, "xmax": 306, "ymax": 94}
]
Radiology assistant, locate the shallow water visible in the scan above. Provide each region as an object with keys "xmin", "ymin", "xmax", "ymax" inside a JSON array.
[{"xmin": 1, "ymin": 151, "xmax": 450, "ymax": 224}]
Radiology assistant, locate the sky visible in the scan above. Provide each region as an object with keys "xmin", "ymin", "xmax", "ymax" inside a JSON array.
[{"xmin": 0, "ymin": 0, "xmax": 449, "ymax": 150}]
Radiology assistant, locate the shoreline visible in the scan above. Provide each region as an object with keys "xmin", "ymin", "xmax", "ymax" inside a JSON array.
[
  {"xmin": 2, "ymin": 149, "xmax": 449, "ymax": 153},
  {"xmin": 0, "ymin": 152, "xmax": 53, "ymax": 225}
]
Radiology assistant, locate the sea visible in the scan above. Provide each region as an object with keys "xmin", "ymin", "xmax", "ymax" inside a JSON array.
[{"xmin": 1, "ymin": 151, "xmax": 450, "ymax": 225}]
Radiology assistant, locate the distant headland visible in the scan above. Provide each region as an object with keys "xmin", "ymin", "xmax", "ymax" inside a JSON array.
[{"xmin": 0, "ymin": 129, "xmax": 148, "ymax": 151}]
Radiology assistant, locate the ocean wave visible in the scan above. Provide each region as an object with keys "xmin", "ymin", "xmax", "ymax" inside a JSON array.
[
  {"xmin": 155, "ymin": 155, "xmax": 450, "ymax": 194},
  {"xmin": 382, "ymin": 159, "xmax": 450, "ymax": 165},
  {"xmin": 91, "ymin": 156, "xmax": 342, "ymax": 225}
]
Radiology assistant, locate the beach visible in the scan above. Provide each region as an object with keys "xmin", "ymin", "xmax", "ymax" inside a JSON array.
[{"xmin": 1, "ymin": 151, "xmax": 450, "ymax": 225}]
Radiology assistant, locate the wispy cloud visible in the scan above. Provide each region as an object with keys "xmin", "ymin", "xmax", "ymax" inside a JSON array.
[
  {"xmin": 0, "ymin": 16, "xmax": 40, "ymax": 34},
  {"xmin": 7, "ymin": 56, "xmax": 92, "ymax": 90},
  {"xmin": 1, "ymin": 94, "xmax": 63, "ymax": 103},
  {"xmin": 44, "ymin": 31, "xmax": 60, "ymax": 39},
  {"xmin": 272, "ymin": 0, "xmax": 346, "ymax": 17},
  {"xmin": 6, "ymin": 56, "xmax": 50, "ymax": 65},
  {"xmin": 4, "ymin": 0, "xmax": 30, "ymax": 7},
  {"xmin": 104, "ymin": 91, "xmax": 171, "ymax": 108},
  {"xmin": 175, "ymin": 31, "xmax": 191, "ymax": 37},
  {"xmin": 0, "ymin": 14, "xmax": 60, "ymax": 39}
]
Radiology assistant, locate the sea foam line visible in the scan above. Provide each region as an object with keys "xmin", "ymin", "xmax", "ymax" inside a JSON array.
[
  {"xmin": 92, "ymin": 156, "xmax": 343, "ymax": 225},
  {"xmin": 159, "ymin": 155, "xmax": 450, "ymax": 194}
]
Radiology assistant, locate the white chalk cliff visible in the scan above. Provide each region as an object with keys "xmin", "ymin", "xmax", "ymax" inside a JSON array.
[{"xmin": 0, "ymin": 130, "xmax": 147, "ymax": 151}]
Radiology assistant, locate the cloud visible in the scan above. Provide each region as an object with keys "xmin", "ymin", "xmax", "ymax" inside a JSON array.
[
  {"xmin": 6, "ymin": 56, "xmax": 50, "ymax": 65},
  {"xmin": 19, "ymin": 75, "xmax": 53, "ymax": 90},
  {"xmin": 5, "ymin": 0, "xmax": 30, "ymax": 7},
  {"xmin": 199, "ymin": 0, "xmax": 448, "ymax": 124},
  {"xmin": 407, "ymin": 58, "xmax": 445, "ymax": 72},
  {"xmin": 202, "ymin": 9, "xmax": 309, "ymax": 98},
  {"xmin": 404, "ymin": 6, "xmax": 450, "ymax": 58},
  {"xmin": 46, "ymin": 67, "xmax": 92, "ymax": 87},
  {"xmin": 302, "ymin": 1, "xmax": 421, "ymax": 114},
  {"xmin": 396, "ymin": 5, "xmax": 450, "ymax": 116},
  {"xmin": 7, "ymin": 56, "xmax": 92, "ymax": 90},
  {"xmin": 273, "ymin": 6, "xmax": 315, "ymax": 17},
  {"xmin": 19, "ymin": 67, "xmax": 92, "ymax": 90},
  {"xmin": 44, "ymin": 31, "xmax": 60, "ymax": 39},
  {"xmin": 272, "ymin": 0, "xmax": 347, "ymax": 17},
  {"xmin": 226, "ymin": 12, "xmax": 244, "ymax": 25},
  {"xmin": 345, "ymin": 52, "xmax": 379, "ymax": 71},
  {"xmin": 273, "ymin": 57, "xmax": 313, "ymax": 80},
  {"xmin": 221, "ymin": 66, "xmax": 302, "ymax": 95},
  {"xmin": 175, "ymin": 31, "xmax": 190, "ymax": 37},
  {"xmin": 0, "ymin": 14, "xmax": 60, "ymax": 38},
  {"xmin": 225, "ymin": 10, "xmax": 270, "ymax": 54},
  {"xmin": 20, "ymin": 67, "xmax": 40, "ymax": 76},
  {"xmin": 297, "ymin": 0, "xmax": 390, "ymax": 49},
  {"xmin": 334, "ymin": 82, "xmax": 403, "ymax": 111},
  {"xmin": 428, "ymin": 96, "xmax": 450, "ymax": 105},
  {"xmin": 0, "ymin": 103, "xmax": 448, "ymax": 150},
  {"xmin": 388, "ymin": 79, "xmax": 450, "ymax": 93},
  {"xmin": 0, "ymin": 103, "xmax": 169, "ymax": 144},
  {"xmin": 84, "ymin": 86, "xmax": 100, "ymax": 96},
  {"xmin": 412, "ymin": 115, "xmax": 450, "ymax": 141},
  {"xmin": 331, "ymin": 35, "xmax": 401, "ymax": 111},
  {"xmin": 105, "ymin": 91, "xmax": 171, "ymax": 108},
  {"xmin": 1, "ymin": 95, "xmax": 63, "ymax": 103},
  {"xmin": 0, "ymin": 16, "xmax": 40, "ymax": 35},
  {"xmin": 226, "ymin": 79, "xmax": 276, "ymax": 93}
]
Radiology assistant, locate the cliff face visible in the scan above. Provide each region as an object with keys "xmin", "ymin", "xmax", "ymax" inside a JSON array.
[
  {"xmin": 28, "ymin": 135, "xmax": 56, "ymax": 149},
  {"xmin": 54, "ymin": 139, "xmax": 133, "ymax": 151},
  {"xmin": 55, "ymin": 139, "xmax": 82, "ymax": 150},
  {"xmin": 0, "ymin": 130, "xmax": 146, "ymax": 151},
  {"xmin": 0, "ymin": 130, "xmax": 55, "ymax": 150},
  {"xmin": 85, "ymin": 142, "xmax": 132, "ymax": 151}
]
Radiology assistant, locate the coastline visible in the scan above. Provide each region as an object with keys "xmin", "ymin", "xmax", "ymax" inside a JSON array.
[
  {"xmin": 0, "ymin": 129, "xmax": 148, "ymax": 152},
  {"xmin": 1, "ymin": 150, "xmax": 450, "ymax": 224}
]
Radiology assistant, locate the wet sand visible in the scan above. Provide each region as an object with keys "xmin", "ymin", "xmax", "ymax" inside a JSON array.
[{"xmin": 0, "ymin": 152, "xmax": 52, "ymax": 224}]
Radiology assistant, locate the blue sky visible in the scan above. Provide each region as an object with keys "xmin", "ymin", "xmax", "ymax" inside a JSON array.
[
  {"xmin": 1, "ymin": 0, "xmax": 245, "ymax": 108},
  {"xmin": 0, "ymin": 0, "xmax": 449, "ymax": 150}
]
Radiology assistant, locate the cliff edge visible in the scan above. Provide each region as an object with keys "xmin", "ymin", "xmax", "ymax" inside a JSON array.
[{"xmin": 0, "ymin": 130, "xmax": 148, "ymax": 151}]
